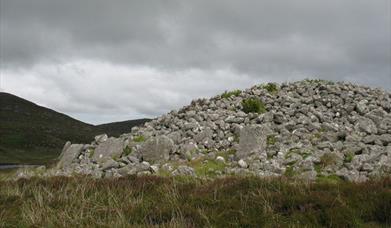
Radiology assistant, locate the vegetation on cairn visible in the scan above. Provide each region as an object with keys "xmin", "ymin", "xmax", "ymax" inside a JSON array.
[
  {"xmin": 262, "ymin": 82, "xmax": 278, "ymax": 94},
  {"xmin": 221, "ymin": 89, "xmax": 241, "ymax": 99},
  {"xmin": 123, "ymin": 146, "xmax": 132, "ymax": 156},
  {"xmin": 191, "ymin": 159, "xmax": 226, "ymax": 177},
  {"xmin": 0, "ymin": 175, "xmax": 390, "ymax": 227},
  {"xmin": 241, "ymin": 98, "xmax": 266, "ymax": 114},
  {"xmin": 266, "ymin": 135, "xmax": 277, "ymax": 145},
  {"xmin": 133, "ymin": 135, "xmax": 146, "ymax": 142},
  {"xmin": 344, "ymin": 152, "xmax": 355, "ymax": 163}
]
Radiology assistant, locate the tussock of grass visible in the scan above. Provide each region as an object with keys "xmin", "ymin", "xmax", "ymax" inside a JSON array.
[
  {"xmin": 316, "ymin": 174, "xmax": 344, "ymax": 184},
  {"xmin": 221, "ymin": 89, "xmax": 241, "ymax": 99},
  {"xmin": 191, "ymin": 159, "xmax": 226, "ymax": 177},
  {"xmin": 344, "ymin": 152, "xmax": 355, "ymax": 163},
  {"xmin": 319, "ymin": 153, "xmax": 339, "ymax": 168},
  {"xmin": 262, "ymin": 83, "xmax": 278, "ymax": 94},
  {"xmin": 241, "ymin": 98, "xmax": 266, "ymax": 114},
  {"xmin": 284, "ymin": 166, "xmax": 297, "ymax": 177},
  {"xmin": 216, "ymin": 149, "xmax": 236, "ymax": 160},
  {"xmin": 267, "ymin": 135, "xmax": 277, "ymax": 145},
  {"xmin": 123, "ymin": 146, "xmax": 132, "ymax": 156},
  {"xmin": 0, "ymin": 176, "xmax": 390, "ymax": 227},
  {"xmin": 133, "ymin": 135, "xmax": 145, "ymax": 142},
  {"xmin": 88, "ymin": 148, "xmax": 95, "ymax": 158}
]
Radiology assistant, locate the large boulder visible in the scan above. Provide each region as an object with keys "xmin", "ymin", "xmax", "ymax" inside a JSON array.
[
  {"xmin": 356, "ymin": 117, "xmax": 378, "ymax": 134},
  {"xmin": 237, "ymin": 125, "xmax": 268, "ymax": 158},
  {"xmin": 139, "ymin": 135, "xmax": 174, "ymax": 162},
  {"xmin": 172, "ymin": 166, "xmax": 196, "ymax": 176},
  {"xmin": 57, "ymin": 143, "xmax": 84, "ymax": 169},
  {"xmin": 94, "ymin": 134, "xmax": 108, "ymax": 144},
  {"xmin": 92, "ymin": 137, "xmax": 126, "ymax": 164},
  {"xmin": 194, "ymin": 127, "xmax": 214, "ymax": 147},
  {"xmin": 194, "ymin": 127, "xmax": 213, "ymax": 144}
]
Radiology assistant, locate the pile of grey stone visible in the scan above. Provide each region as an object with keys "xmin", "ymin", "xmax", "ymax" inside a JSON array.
[{"xmin": 41, "ymin": 80, "xmax": 391, "ymax": 182}]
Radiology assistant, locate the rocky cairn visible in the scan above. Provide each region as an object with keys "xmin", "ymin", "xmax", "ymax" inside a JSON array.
[{"xmin": 35, "ymin": 80, "xmax": 391, "ymax": 182}]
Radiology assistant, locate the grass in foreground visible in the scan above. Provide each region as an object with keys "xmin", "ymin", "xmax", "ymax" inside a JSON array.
[{"xmin": 0, "ymin": 176, "xmax": 390, "ymax": 227}]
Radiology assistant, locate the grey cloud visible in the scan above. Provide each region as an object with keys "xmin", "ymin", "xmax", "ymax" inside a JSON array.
[
  {"xmin": 0, "ymin": 0, "xmax": 390, "ymax": 123},
  {"xmin": 2, "ymin": 62, "xmax": 260, "ymax": 123}
]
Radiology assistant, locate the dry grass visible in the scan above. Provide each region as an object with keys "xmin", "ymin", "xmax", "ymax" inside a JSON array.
[{"xmin": 0, "ymin": 175, "xmax": 390, "ymax": 227}]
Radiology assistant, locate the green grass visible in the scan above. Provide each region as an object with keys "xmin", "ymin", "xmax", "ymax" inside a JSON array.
[
  {"xmin": 319, "ymin": 153, "xmax": 339, "ymax": 167},
  {"xmin": 241, "ymin": 98, "xmax": 267, "ymax": 114},
  {"xmin": 0, "ymin": 169, "xmax": 18, "ymax": 181},
  {"xmin": 315, "ymin": 163, "xmax": 322, "ymax": 173},
  {"xmin": 0, "ymin": 176, "xmax": 390, "ymax": 227},
  {"xmin": 133, "ymin": 135, "xmax": 146, "ymax": 142},
  {"xmin": 221, "ymin": 89, "xmax": 241, "ymax": 99},
  {"xmin": 345, "ymin": 152, "xmax": 355, "ymax": 163},
  {"xmin": 284, "ymin": 166, "xmax": 297, "ymax": 177},
  {"xmin": 285, "ymin": 148, "xmax": 312, "ymax": 160},
  {"xmin": 262, "ymin": 83, "xmax": 278, "ymax": 94},
  {"xmin": 190, "ymin": 158, "xmax": 226, "ymax": 177},
  {"xmin": 123, "ymin": 146, "xmax": 132, "ymax": 156},
  {"xmin": 88, "ymin": 148, "xmax": 95, "ymax": 158},
  {"xmin": 267, "ymin": 135, "xmax": 277, "ymax": 145},
  {"xmin": 216, "ymin": 149, "xmax": 236, "ymax": 160},
  {"xmin": 317, "ymin": 174, "xmax": 344, "ymax": 184}
]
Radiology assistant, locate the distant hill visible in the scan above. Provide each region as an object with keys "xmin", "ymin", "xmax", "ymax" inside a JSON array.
[
  {"xmin": 96, "ymin": 119, "xmax": 150, "ymax": 137},
  {"xmin": 0, "ymin": 92, "xmax": 150, "ymax": 164}
]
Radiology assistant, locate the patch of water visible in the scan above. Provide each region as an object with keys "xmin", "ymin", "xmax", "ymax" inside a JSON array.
[{"xmin": 0, "ymin": 164, "xmax": 42, "ymax": 170}]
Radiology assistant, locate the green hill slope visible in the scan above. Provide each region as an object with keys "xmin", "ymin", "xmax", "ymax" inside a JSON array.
[
  {"xmin": 0, "ymin": 92, "xmax": 149, "ymax": 164},
  {"xmin": 96, "ymin": 119, "xmax": 150, "ymax": 137}
]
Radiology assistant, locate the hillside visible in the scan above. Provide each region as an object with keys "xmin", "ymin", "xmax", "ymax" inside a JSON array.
[
  {"xmin": 0, "ymin": 92, "xmax": 149, "ymax": 164},
  {"xmin": 96, "ymin": 119, "xmax": 150, "ymax": 137},
  {"xmin": 46, "ymin": 80, "xmax": 391, "ymax": 182}
]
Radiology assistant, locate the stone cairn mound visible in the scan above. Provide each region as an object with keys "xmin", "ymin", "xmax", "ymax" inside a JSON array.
[{"xmin": 27, "ymin": 80, "xmax": 391, "ymax": 182}]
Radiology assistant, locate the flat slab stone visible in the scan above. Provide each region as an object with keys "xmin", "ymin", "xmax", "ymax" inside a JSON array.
[
  {"xmin": 92, "ymin": 138, "xmax": 126, "ymax": 164},
  {"xmin": 57, "ymin": 143, "xmax": 84, "ymax": 169},
  {"xmin": 237, "ymin": 125, "xmax": 267, "ymax": 158},
  {"xmin": 139, "ymin": 135, "xmax": 174, "ymax": 162}
]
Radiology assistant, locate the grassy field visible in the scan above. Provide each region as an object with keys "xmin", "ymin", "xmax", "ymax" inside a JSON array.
[{"xmin": 0, "ymin": 175, "xmax": 390, "ymax": 227}]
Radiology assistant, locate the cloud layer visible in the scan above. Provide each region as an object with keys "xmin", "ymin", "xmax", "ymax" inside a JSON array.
[{"xmin": 1, "ymin": 0, "xmax": 390, "ymax": 124}]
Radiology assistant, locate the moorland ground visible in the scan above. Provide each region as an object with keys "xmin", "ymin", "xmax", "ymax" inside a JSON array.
[{"xmin": 1, "ymin": 172, "xmax": 390, "ymax": 227}]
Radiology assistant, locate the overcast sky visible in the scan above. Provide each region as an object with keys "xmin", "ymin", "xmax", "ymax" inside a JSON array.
[{"xmin": 1, "ymin": 0, "xmax": 390, "ymax": 124}]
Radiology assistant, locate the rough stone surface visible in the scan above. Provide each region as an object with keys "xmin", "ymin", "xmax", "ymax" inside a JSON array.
[
  {"xmin": 238, "ymin": 159, "xmax": 248, "ymax": 168},
  {"xmin": 139, "ymin": 135, "xmax": 174, "ymax": 162},
  {"xmin": 237, "ymin": 125, "xmax": 267, "ymax": 158},
  {"xmin": 216, "ymin": 156, "xmax": 225, "ymax": 163},
  {"xmin": 356, "ymin": 118, "xmax": 378, "ymax": 134},
  {"xmin": 36, "ymin": 80, "xmax": 391, "ymax": 182},
  {"xmin": 172, "ymin": 166, "xmax": 196, "ymax": 176},
  {"xmin": 92, "ymin": 138, "xmax": 126, "ymax": 164},
  {"xmin": 101, "ymin": 159, "xmax": 120, "ymax": 171},
  {"xmin": 94, "ymin": 134, "xmax": 108, "ymax": 144},
  {"xmin": 56, "ymin": 143, "xmax": 84, "ymax": 169}
]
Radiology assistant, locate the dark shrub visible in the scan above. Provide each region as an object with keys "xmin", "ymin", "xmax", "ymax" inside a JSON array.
[{"xmin": 242, "ymin": 98, "xmax": 266, "ymax": 114}]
